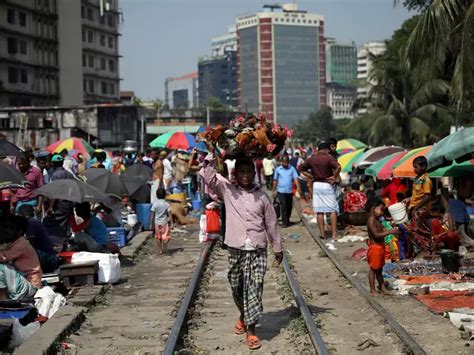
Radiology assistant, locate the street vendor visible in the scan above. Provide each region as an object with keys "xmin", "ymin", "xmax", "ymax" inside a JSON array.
[
  {"xmin": 10, "ymin": 157, "xmax": 44, "ymax": 215},
  {"xmin": 0, "ymin": 215, "xmax": 42, "ymax": 300},
  {"xmin": 200, "ymin": 149, "xmax": 283, "ymax": 351},
  {"xmin": 404, "ymin": 156, "xmax": 432, "ymax": 215}
]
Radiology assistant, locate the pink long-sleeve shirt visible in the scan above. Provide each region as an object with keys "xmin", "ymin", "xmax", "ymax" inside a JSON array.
[{"xmin": 200, "ymin": 153, "xmax": 282, "ymax": 252}]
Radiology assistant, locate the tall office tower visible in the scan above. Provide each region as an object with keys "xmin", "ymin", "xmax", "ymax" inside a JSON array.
[{"xmin": 236, "ymin": 3, "xmax": 325, "ymax": 125}]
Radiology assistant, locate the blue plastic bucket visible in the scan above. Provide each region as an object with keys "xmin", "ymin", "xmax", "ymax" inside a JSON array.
[
  {"xmin": 192, "ymin": 199, "xmax": 201, "ymax": 211},
  {"xmin": 136, "ymin": 203, "xmax": 152, "ymax": 230}
]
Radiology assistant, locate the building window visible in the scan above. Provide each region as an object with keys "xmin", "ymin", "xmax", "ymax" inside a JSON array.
[
  {"xmin": 88, "ymin": 55, "xmax": 94, "ymax": 68},
  {"xmin": 100, "ymin": 57, "xmax": 106, "ymax": 70},
  {"xmin": 81, "ymin": 6, "xmax": 85, "ymax": 18},
  {"xmin": 108, "ymin": 83, "xmax": 115, "ymax": 96},
  {"xmin": 7, "ymin": 9, "xmax": 16, "ymax": 24},
  {"xmin": 87, "ymin": 8, "xmax": 93, "ymax": 21},
  {"xmin": 100, "ymin": 34, "xmax": 105, "ymax": 46},
  {"xmin": 7, "ymin": 38, "xmax": 17, "ymax": 54},
  {"xmin": 8, "ymin": 67, "xmax": 18, "ymax": 83},
  {"xmin": 83, "ymin": 79, "xmax": 87, "ymax": 92},
  {"xmin": 82, "ymin": 54, "xmax": 86, "ymax": 67},
  {"xmin": 89, "ymin": 80, "xmax": 94, "ymax": 93},
  {"xmin": 19, "ymin": 40, "xmax": 27, "ymax": 54},
  {"xmin": 88, "ymin": 31, "xmax": 93, "ymax": 43},
  {"xmin": 19, "ymin": 12, "xmax": 26, "ymax": 27},
  {"xmin": 101, "ymin": 81, "xmax": 107, "ymax": 94},
  {"xmin": 108, "ymin": 59, "xmax": 115, "ymax": 72},
  {"xmin": 99, "ymin": 14, "xmax": 105, "ymax": 25},
  {"xmin": 107, "ymin": 14, "xmax": 114, "ymax": 27},
  {"xmin": 82, "ymin": 29, "xmax": 86, "ymax": 42},
  {"xmin": 108, "ymin": 36, "xmax": 114, "ymax": 49}
]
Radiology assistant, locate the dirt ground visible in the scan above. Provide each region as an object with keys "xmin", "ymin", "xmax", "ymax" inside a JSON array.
[{"xmin": 293, "ymin": 201, "xmax": 472, "ymax": 354}]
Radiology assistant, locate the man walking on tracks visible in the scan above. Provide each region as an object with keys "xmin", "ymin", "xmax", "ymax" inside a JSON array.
[{"xmin": 200, "ymin": 151, "xmax": 283, "ymax": 351}]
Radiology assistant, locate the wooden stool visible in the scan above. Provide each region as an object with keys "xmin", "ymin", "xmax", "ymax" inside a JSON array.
[{"xmin": 60, "ymin": 261, "xmax": 99, "ymax": 287}]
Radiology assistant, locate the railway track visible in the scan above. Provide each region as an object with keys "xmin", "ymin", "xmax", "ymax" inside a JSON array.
[
  {"xmin": 295, "ymin": 202, "xmax": 427, "ymax": 355},
  {"xmin": 163, "ymin": 239, "xmax": 329, "ymax": 354}
]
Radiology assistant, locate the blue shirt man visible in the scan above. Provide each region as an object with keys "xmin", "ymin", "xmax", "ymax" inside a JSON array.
[{"xmin": 273, "ymin": 163, "xmax": 299, "ymax": 193}]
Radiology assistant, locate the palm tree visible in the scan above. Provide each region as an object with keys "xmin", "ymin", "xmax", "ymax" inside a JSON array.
[{"xmin": 404, "ymin": 0, "xmax": 474, "ymax": 124}]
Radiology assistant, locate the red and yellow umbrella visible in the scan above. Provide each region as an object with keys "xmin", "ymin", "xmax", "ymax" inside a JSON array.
[
  {"xmin": 338, "ymin": 148, "xmax": 366, "ymax": 173},
  {"xmin": 365, "ymin": 151, "xmax": 406, "ymax": 179},
  {"xmin": 47, "ymin": 138, "xmax": 94, "ymax": 156},
  {"xmin": 392, "ymin": 146, "xmax": 432, "ymax": 178}
]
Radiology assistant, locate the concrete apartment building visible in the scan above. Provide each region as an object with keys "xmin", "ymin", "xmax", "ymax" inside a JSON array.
[
  {"xmin": 0, "ymin": 0, "xmax": 121, "ymax": 108},
  {"xmin": 357, "ymin": 41, "xmax": 386, "ymax": 114},
  {"xmin": 0, "ymin": 0, "xmax": 60, "ymax": 107},
  {"xmin": 165, "ymin": 72, "xmax": 198, "ymax": 109},
  {"xmin": 236, "ymin": 3, "xmax": 325, "ymax": 126},
  {"xmin": 325, "ymin": 38, "xmax": 357, "ymax": 119}
]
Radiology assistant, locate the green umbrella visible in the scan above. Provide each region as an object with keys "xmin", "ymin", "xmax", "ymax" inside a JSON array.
[
  {"xmin": 427, "ymin": 127, "xmax": 474, "ymax": 170},
  {"xmin": 149, "ymin": 131, "xmax": 174, "ymax": 148},
  {"xmin": 429, "ymin": 159, "xmax": 474, "ymax": 178}
]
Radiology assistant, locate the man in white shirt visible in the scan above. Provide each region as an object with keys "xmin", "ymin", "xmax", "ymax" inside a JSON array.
[
  {"xmin": 161, "ymin": 151, "xmax": 173, "ymax": 189},
  {"xmin": 262, "ymin": 156, "xmax": 276, "ymax": 189}
]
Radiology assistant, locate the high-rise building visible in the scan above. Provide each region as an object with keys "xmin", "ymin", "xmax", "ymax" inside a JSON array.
[
  {"xmin": 165, "ymin": 72, "xmax": 198, "ymax": 109},
  {"xmin": 198, "ymin": 51, "xmax": 237, "ymax": 108},
  {"xmin": 357, "ymin": 41, "xmax": 386, "ymax": 114},
  {"xmin": 211, "ymin": 26, "xmax": 237, "ymax": 57},
  {"xmin": 236, "ymin": 3, "xmax": 325, "ymax": 125},
  {"xmin": 326, "ymin": 83, "xmax": 357, "ymax": 119},
  {"xmin": 0, "ymin": 0, "xmax": 60, "ymax": 107},
  {"xmin": 0, "ymin": 0, "xmax": 121, "ymax": 108},
  {"xmin": 61, "ymin": 0, "xmax": 121, "ymax": 105},
  {"xmin": 325, "ymin": 38, "xmax": 357, "ymax": 85}
]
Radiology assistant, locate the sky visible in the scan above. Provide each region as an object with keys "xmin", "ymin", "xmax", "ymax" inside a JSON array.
[{"xmin": 120, "ymin": 0, "xmax": 412, "ymax": 100}]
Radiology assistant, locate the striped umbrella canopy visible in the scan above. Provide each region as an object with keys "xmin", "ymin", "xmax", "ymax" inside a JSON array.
[
  {"xmin": 338, "ymin": 148, "xmax": 366, "ymax": 173},
  {"xmin": 355, "ymin": 146, "xmax": 405, "ymax": 169},
  {"xmin": 427, "ymin": 127, "xmax": 474, "ymax": 170},
  {"xmin": 336, "ymin": 138, "xmax": 367, "ymax": 151},
  {"xmin": 149, "ymin": 132, "xmax": 196, "ymax": 150},
  {"xmin": 336, "ymin": 147, "xmax": 354, "ymax": 156},
  {"xmin": 429, "ymin": 159, "xmax": 474, "ymax": 178},
  {"xmin": 47, "ymin": 138, "xmax": 94, "ymax": 156},
  {"xmin": 365, "ymin": 151, "xmax": 406, "ymax": 179},
  {"xmin": 392, "ymin": 146, "xmax": 432, "ymax": 178}
]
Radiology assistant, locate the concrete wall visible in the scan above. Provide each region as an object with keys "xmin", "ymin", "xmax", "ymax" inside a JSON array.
[{"xmin": 57, "ymin": 0, "xmax": 84, "ymax": 105}]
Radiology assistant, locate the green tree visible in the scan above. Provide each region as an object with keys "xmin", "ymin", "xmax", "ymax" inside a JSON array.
[
  {"xmin": 293, "ymin": 107, "xmax": 335, "ymax": 144},
  {"xmin": 207, "ymin": 96, "xmax": 228, "ymax": 112},
  {"xmin": 404, "ymin": 0, "xmax": 474, "ymax": 124}
]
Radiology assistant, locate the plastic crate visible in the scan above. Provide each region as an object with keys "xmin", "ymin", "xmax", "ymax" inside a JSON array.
[{"xmin": 107, "ymin": 227, "xmax": 126, "ymax": 247}]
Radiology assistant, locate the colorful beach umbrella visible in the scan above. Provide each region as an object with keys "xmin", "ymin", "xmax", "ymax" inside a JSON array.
[
  {"xmin": 429, "ymin": 159, "xmax": 474, "ymax": 178},
  {"xmin": 47, "ymin": 138, "xmax": 94, "ymax": 156},
  {"xmin": 427, "ymin": 127, "xmax": 474, "ymax": 170},
  {"xmin": 149, "ymin": 132, "xmax": 196, "ymax": 150},
  {"xmin": 365, "ymin": 151, "xmax": 406, "ymax": 179},
  {"xmin": 336, "ymin": 148, "xmax": 354, "ymax": 156},
  {"xmin": 336, "ymin": 139, "xmax": 367, "ymax": 151},
  {"xmin": 355, "ymin": 146, "xmax": 405, "ymax": 169},
  {"xmin": 392, "ymin": 146, "xmax": 432, "ymax": 178},
  {"xmin": 338, "ymin": 148, "xmax": 365, "ymax": 173}
]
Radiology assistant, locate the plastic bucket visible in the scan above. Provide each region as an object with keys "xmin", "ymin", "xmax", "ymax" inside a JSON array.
[
  {"xmin": 127, "ymin": 213, "xmax": 137, "ymax": 227},
  {"xmin": 192, "ymin": 199, "xmax": 201, "ymax": 211},
  {"xmin": 439, "ymin": 251, "xmax": 460, "ymax": 273},
  {"xmin": 136, "ymin": 203, "xmax": 152, "ymax": 230},
  {"xmin": 388, "ymin": 202, "xmax": 409, "ymax": 224}
]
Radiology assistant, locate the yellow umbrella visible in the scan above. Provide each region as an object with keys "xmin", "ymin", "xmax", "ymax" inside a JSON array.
[{"xmin": 338, "ymin": 148, "xmax": 365, "ymax": 173}]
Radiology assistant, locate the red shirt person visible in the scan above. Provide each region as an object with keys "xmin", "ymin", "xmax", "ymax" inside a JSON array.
[
  {"xmin": 381, "ymin": 178, "xmax": 406, "ymax": 206},
  {"xmin": 11, "ymin": 157, "xmax": 44, "ymax": 214}
]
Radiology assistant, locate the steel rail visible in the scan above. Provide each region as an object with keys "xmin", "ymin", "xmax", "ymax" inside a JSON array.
[
  {"xmin": 163, "ymin": 240, "xmax": 214, "ymax": 355},
  {"xmin": 282, "ymin": 256, "xmax": 330, "ymax": 355},
  {"xmin": 295, "ymin": 202, "xmax": 427, "ymax": 355}
]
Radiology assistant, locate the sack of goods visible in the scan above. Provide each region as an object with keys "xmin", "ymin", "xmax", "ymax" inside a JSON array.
[{"xmin": 197, "ymin": 114, "xmax": 293, "ymax": 159}]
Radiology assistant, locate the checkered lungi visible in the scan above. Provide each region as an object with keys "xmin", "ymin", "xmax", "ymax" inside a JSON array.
[{"xmin": 227, "ymin": 247, "xmax": 267, "ymax": 326}]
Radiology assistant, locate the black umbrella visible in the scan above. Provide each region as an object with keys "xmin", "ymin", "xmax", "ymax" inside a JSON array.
[
  {"xmin": 0, "ymin": 139, "xmax": 24, "ymax": 157},
  {"xmin": 82, "ymin": 169, "xmax": 128, "ymax": 200},
  {"xmin": 0, "ymin": 162, "xmax": 27, "ymax": 189},
  {"xmin": 121, "ymin": 175, "xmax": 150, "ymax": 203},
  {"xmin": 36, "ymin": 179, "xmax": 109, "ymax": 204},
  {"xmin": 123, "ymin": 164, "xmax": 153, "ymax": 179}
]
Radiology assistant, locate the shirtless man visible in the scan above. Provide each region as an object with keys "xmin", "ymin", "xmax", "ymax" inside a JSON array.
[{"xmin": 366, "ymin": 198, "xmax": 399, "ymax": 296}]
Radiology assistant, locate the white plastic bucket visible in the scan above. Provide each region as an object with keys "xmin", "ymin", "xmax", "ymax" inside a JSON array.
[
  {"xmin": 127, "ymin": 213, "xmax": 137, "ymax": 227},
  {"xmin": 388, "ymin": 202, "xmax": 409, "ymax": 224}
]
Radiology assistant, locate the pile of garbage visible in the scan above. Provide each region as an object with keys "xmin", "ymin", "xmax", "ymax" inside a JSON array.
[{"xmin": 197, "ymin": 114, "xmax": 293, "ymax": 159}]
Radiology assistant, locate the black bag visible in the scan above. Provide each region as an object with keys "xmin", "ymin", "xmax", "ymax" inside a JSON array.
[{"xmin": 273, "ymin": 197, "xmax": 281, "ymax": 219}]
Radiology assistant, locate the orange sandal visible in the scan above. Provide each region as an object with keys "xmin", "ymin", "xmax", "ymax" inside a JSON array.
[
  {"xmin": 234, "ymin": 319, "xmax": 245, "ymax": 335},
  {"xmin": 246, "ymin": 335, "xmax": 261, "ymax": 350}
]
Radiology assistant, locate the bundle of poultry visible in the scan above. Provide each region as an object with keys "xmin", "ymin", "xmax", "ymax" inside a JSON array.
[{"xmin": 196, "ymin": 114, "xmax": 293, "ymax": 159}]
